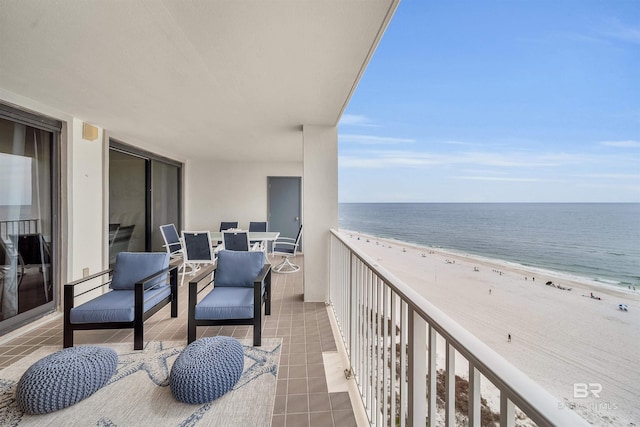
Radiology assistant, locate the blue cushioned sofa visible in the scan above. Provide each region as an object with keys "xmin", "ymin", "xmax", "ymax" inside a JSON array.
[
  {"xmin": 188, "ymin": 250, "xmax": 271, "ymax": 346},
  {"xmin": 63, "ymin": 252, "xmax": 178, "ymax": 350}
]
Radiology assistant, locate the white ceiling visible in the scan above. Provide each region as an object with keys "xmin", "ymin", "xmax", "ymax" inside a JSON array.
[{"xmin": 0, "ymin": 1, "xmax": 397, "ymax": 162}]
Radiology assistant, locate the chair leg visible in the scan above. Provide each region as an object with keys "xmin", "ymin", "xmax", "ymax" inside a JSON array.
[
  {"xmin": 253, "ymin": 317, "xmax": 261, "ymax": 347},
  {"xmin": 170, "ymin": 268, "xmax": 178, "ymax": 317},
  {"xmin": 272, "ymin": 256, "xmax": 300, "ymax": 273},
  {"xmin": 188, "ymin": 320, "xmax": 196, "ymax": 344},
  {"xmin": 63, "ymin": 285, "xmax": 74, "ymax": 348},
  {"xmin": 134, "ymin": 322, "xmax": 143, "ymax": 350},
  {"xmin": 188, "ymin": 281, "xmax": 197, "ymax": 343},
  {"xmin": 180, "ymin": 263, "xmax": 186, "ymax": 287},
  {"xmin": 63, "ymin": 328, "xmax": 73, "ymax": 348}
]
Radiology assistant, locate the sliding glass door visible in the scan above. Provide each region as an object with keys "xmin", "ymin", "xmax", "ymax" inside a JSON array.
[
  {"xmin": 0, "ymin": 105, "xmax": 59, "ymax": 333},
  {"xmin": 109, "ymin": 142, "xmax": 181, "ymax": 262},
  {"xmin": 151, "ymin": 160, "xmax": 180, "ymax": 251}
]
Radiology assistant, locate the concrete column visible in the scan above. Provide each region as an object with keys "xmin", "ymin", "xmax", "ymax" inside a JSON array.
[{"xmin": 302, "ymin": 125, "xmax": 338, "ymax": 302}]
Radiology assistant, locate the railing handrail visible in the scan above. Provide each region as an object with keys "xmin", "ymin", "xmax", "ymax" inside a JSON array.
[{"xmin": 330, "ymin": 229, "xmax": 589, "ymax": 427}]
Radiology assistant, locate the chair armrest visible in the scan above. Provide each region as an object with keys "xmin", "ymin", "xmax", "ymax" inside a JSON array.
[
  {"xmin": 64, "ymin": 268, "xmax": 114, "ymax": 319},
  {"xmin": 65, "ymin": 268, "xmax": 113, "ymax": 299},
  {"xmin": 65, "ymin": 268, "xmax": 113, "ymax": 288},
  {"xmin": 274, "ymin": 237, "xmax": 296, "ymax": 243},
  {"xmin": 273, "ymin": 241, "xmax": 298, "ymax": 252},
  {"xmin": 188, "ymin": 264, "xmax": 217, "ymax": 289},
  {"xmin": 273, "ymin": 241, "xmax": 297, "ymax": 247},
  {"xmin": 254, "ymin": 263, "xmax": 271, "ymax": 284},
  {"xmin": 136, "ymin": 264, "xmax": 178, "ymax": 291}
]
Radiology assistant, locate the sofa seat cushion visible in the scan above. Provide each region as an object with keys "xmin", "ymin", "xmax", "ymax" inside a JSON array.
[
  {"xmin": 195, "ymin": 287, "xmax": 260, "ymax": 320},
  {"xmin": 70, "ymin": 285, "xmax": 171, "ymax": 324}
]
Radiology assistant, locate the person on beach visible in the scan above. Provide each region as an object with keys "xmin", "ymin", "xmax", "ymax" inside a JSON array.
[{"xmin": 508, "ymin": 334, "xmax": 511, "ymax": 342}]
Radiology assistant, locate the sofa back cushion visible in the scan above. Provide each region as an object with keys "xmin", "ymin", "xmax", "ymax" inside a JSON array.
[
  {"xmin": 215, "ymin": 250, "xmax": 264, "ymax": 287},
  {"xmin": 110, "ymin": 252, "xmax": 170, "ymax": 290}
]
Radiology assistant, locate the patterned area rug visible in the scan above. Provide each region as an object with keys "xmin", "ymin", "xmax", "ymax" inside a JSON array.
[{"xmin": 0, "ymin": 339, "xmax": 281, "ymax": 427}]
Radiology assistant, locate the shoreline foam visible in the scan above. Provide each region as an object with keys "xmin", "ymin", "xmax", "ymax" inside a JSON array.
[
  {"xmin": 340, "ymin": 229, "xmax": 640, "ymax": 426},
  {"xmin": 344, "ymin": 229, "xmax": 639, "ymax": 296}
]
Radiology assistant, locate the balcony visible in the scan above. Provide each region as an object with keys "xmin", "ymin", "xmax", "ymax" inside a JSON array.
[
  {"xmin": 1, "ymin": 231, "xmax": 591, "ymax": 426},
  {"xmin": 0, "ymin": 254, "xmax": 358, "ymax": 427}
]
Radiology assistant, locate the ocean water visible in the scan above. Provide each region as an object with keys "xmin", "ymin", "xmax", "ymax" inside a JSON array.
[{"xmin": 338, "ymin": 203, "xmax": 640, "ymax": 288}]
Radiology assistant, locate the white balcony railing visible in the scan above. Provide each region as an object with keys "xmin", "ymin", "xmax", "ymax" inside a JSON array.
[{"xmin": 329, "ymin": 230, "xmax": 588, "ymax": 427}]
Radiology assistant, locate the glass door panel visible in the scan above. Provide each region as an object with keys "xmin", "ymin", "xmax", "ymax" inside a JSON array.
[
  {"xmin": 109, "ymin": 144, "xmax": 181, "ymax": 259},
  {"xmin": 108, "ymin": 150, "xmax": 146, "ymax": 263},
  {"xmin": 151, "ymin": 160, "xmax": 180, "ymax": 252},
  {"xmin": 0, "ymin": 119, "xmax": 54, "ymax": 324}
]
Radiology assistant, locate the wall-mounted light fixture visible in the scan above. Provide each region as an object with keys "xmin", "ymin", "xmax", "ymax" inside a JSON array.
[{"xmin": 82, "ymin": 122, "xmax": 99, "ymax": 141}]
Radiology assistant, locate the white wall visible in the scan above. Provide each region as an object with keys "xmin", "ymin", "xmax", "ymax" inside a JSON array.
[
  {"xmin": 185, "ymin": 159, "xmax": 303, "ymax": 231},
  {"xmin": 69, "ymin": 118, "xmax": 105, "ymax": 279},
  {"xmin": 303, "ymin": 125, "xmax": 338, "ymax": 302}
]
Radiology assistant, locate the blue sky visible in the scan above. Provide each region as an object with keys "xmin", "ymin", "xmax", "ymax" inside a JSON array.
[{"xmin": 338, "ymin": 1, "xmax": 640, "ymax": 202}]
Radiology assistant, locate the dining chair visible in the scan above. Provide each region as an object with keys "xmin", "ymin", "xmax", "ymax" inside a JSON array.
[
  {"xmin": 217, "ymin": 222, "xmax": 238, "ymax": 245},
  {"xmin": 222, "ymin": 230, "xmax": 251, "ymax": 251},
  {"xmin": 219, "ymin": 222, "xmax": 238, "ymax": 231},
  {"xmin": 160, "ymin": 224, "xmax": 191, "ymax": 281},
  {"xmin": 248, "ymin": 221, "xmax": 268, "ymax": 251},
  {"xmin": 271, "ymin": 224, "xmax": 302, "ymax": 273},
  {"xmin": 181, "ymin": 231, "xmax": 215, "ymax": 287}
]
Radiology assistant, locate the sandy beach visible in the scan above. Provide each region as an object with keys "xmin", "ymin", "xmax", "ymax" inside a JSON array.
[{"xmin": 340, "ymin": 230, "xmax": 640, "ymax": 426}]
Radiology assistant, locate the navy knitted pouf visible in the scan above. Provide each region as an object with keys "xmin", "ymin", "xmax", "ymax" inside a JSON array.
[
  {"xmin": 170, "ymin": 337, "xmax": 244, "ymax": 404},
  {"xmin": 15, "ymin": 346, "xmax": 118, "ymax": 414}
]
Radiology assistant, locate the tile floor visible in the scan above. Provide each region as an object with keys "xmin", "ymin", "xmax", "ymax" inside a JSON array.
[{"xmin": 0, "ymin": 255, "xmax": 357, "ymax": 427}]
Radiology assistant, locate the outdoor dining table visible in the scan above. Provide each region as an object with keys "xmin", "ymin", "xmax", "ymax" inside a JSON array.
[
  {"xmin": 210, "ymin": 231, "xmax": 280, "ymax": 243},
  {"xmin": 211, "ymin": 231, "xmax": 280, "ymax": 261}
]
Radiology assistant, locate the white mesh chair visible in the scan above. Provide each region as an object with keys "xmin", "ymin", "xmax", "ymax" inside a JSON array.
[
  {"xmin": 249, "ymin": 221, "xmax": 268, "ymax": 251},
  {"xmin": 181, "ymin": 231, "xmax": 215, "ymax": 287},
  {"xmin": 160, "ymin": 224, "xmax": 187, "ymax": 278},
  {"xmin": 271, "ymin": 225, "xmax": 302, "ymax": 273},
  {"xmin": 222, "ymin": 230, "xmax": 250, "ymax": 251}
]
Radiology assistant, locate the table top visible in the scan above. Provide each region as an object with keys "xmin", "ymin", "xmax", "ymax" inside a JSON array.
[{"xmin": 209, "ymin": 231, "xmax": 280, "ymax": 241}]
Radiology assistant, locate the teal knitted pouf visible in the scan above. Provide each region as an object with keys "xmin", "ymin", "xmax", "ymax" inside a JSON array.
[
  {"xmin": 15, "ymin": 346, "xmax": 118, "ymax": 414},
  {"xmin": 170, "ymin": 337, "xmax": 244, "ymax": 404}
]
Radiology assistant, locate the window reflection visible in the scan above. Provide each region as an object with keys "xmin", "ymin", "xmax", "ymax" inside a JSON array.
[{"xmin": 0, "ymin": 119, "xmax": 53, "ymax": 323}]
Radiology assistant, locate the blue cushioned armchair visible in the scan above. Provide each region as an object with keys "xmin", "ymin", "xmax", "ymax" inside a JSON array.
[
  {"xmin": 188, "ymin": 250, "xmax": 271, "ymax": 346},
  {"xmin": 64, "ymin": 252, "xmax": 178, "ymax": 350}
]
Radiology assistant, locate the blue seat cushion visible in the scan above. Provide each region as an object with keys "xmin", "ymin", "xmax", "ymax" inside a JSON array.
[
  {"xmin": 215, "ymin": 250, "xmax": 264, "ymax": 287},
  {"xmin": 195, "ymin": 287, "xmax": 258, "ymax": 320},
  {"xmin": 69, "ymin": 285, "xmax": 171, "ymax": 323},
  {"xmin": 110, "ymin": 252, "xmax": 170, "ymax": 290}
]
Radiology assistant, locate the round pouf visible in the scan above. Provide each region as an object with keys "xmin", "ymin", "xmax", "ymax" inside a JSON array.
[
  {"xmin": 15, "ymin": 346, "xmax": 118, "ymax": 414},
  {"xmin": 170, "ymin": 337, "xmax": 244, "ymax": 404}
]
